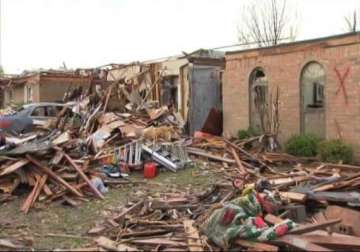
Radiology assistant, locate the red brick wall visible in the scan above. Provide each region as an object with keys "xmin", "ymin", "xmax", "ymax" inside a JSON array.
[{"xmin": 223, "ymin": 33, "xmax": 360, "ymax": 159}]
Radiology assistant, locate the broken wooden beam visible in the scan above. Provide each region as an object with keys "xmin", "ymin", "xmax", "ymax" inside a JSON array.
[
  {"xmin": 26, "ymin": 155, "xmax": 83, "ymax": 197},
  {"xmin": 186, "ymin": 148, "xmax": 235, "ymax": 164},
  {"xmin": 0, "ymin": 159, "xmax": 29, "ymax": 177},
  {"xmin": 183, "ymin": 219, "xmax": 203, "ymax": 252},
  {"xmin": 301, "ymin": 234, "xmax": 360, "ymax": 249},
  {"xmin": 279, "ymin": 192, "xmax": 306, "ymax": 203},
  {"xmin": 274, "ymin": 235, "xmax": 333, "ymax": 251},
  {"xmin": 223, "ymin": 138, "xmax": 271, "ymax": 170},
  {"xmin": 63, "ymin": 153, "xmax": 104, "ymax": 200},
  {"xmin": 288, "ymin": 218, "xmax": 341, "ymax": 235},
  {"xmin": 113, "ymin": 200, "xmax": 144, "ymax": 222},
  {"xmin": 235, "ymin": 239, "xmax": 278, "ymax": 252},
  {"xmin": 230, "ymin": 147, "xmax": 247, "ymax": 175}
]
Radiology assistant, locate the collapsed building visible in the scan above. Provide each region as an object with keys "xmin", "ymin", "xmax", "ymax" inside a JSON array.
[
  {"xmin": 2, "ymin": 69, "xmax": 108, "ymax": 107},
  {"xmin": 108, "ymin": 49, "xmax": 224, "ymax": 135},
  {"xmin": 223, "ymin": 32, "xmax": 360, "ymax": 159}
]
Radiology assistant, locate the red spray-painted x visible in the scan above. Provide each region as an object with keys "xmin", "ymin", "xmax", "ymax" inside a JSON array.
[{"xmin": 334, "ymin": 66, "xmax": 351, "ymax": 105}]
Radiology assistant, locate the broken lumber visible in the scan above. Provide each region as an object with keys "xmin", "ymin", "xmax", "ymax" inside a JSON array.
[
  {"xmin": 235, "ymin": 239, "xmax": 278, "ymax": 252},
  {"xmin": 230, "ymin": 147, "xmax": 247, "ymax": 175},
  {"xmin": 21, "ymin": 176, "xmax": 40, "ymax": 214},
  {"xmin": 95, "ymin": 236, "xmax": 137, "ymax": 251},
  {"xmin": 113, "ymin": 200, "xmax": 144, "ymax": 222},
  {"xmin": 183, "ymin": 219, "xmax": 203, "ymax": 252},
  {"xmin": 279, "ymin": 192, "xmax": 306, "ymax": 202},
  {"xmin": 186, "ymin": 148, "xmax": 235, "ymax": 164},
  {"xmin": 0, "ymin": 159, "xmax": 29, "ymax": 177},
  {"xmin": 275, "ymin": 235, "xmax": 333, "ymax": 251},
  {"xmin": 63, "ymin": 153, "xmax": 104, "ymax": 200},
  {"xmin": 288, "ymin": 219, "xmax": 341, "ymax": 235},
  {"xmin": 26, "ymin": 154, "xmax": 83, "ymax": 197},
  {"xmin": 301, "ymin": 234, "xmax": 360, "ymax": 249}
]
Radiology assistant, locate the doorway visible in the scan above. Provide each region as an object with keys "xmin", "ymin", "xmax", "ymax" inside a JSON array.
[
  {"xmin": 249, "ymin": 68, "xmax": 268, "ymax": 133},
  {"xmin": 300, "ymin": 62, "xmax": 325, "ymax": 138}
]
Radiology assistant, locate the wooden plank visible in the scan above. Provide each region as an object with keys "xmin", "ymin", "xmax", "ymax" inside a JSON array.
[
  {"xmin": 26, "ymin": 155, "xmax": 83, "ymax": 197},
  {"xmin": 102, "ymin": 84, "xmax": 114, "ymax": 113},
  {"xmin": 264, "ymin": 214, "xmax": 285, "ymax": 225},
  {"xmin": 113, "ymin": 200, "xmax": 144, "ymax": 222},
  {"xmin": 230, "ymin": 147, "xmax": 247, "ymax": 175},
  {"xmin": 50, "ymin": 151, "xmax": 64, "ymax": 165},
  {"xmin": 0, "ymin": 159, "xmax": 29, "ymax": 177},
  {"xmin": 183, "ymin": 219, "xmax": 203, "ymax": 252},
  {"xmin": 0, "ymin": 239, "xmax": 26, "ymax": 249},
  {"xmin": 235, "ymin": 239, "xmax": 278, "ymax": 252},
  {"xmin": 320, "ymin": 205, "xmax": 360, "ymax": 236},
  {"xmin": 95, "ymin": 236, "xmax": 137, "ymax": 252},
  {"xmin": 21, "ymin": 176, "xmax": 40, "ymax": 214},
  {"xmin": 275, "ymin": 235, "xmax": 333, "ymax": 251},
  {"xmin": 63, "ymin": 153, "xmax": 104, "ymax": 200},
  {"xmin": 119, "ymin": 229, "xmax": 170, "ymax": 238},
  {"xmin": 130, "ymin": 238, "xmax": 187, "ymax": 247},
  {"xmin": 30, "ymin": 175, "xmax": 48, "ymax": 207},
  {"xmin": 50, "ymin": 248, "xmax": 98, "ymax": 252},
  {"xmin": 279, "ymin": 192, "xmax": 306, "ymax": 202},
  {"xmin": 300, "ymin": 234, "xmax": 360, "ymax": 249},
  {"xmin": 95, "ymin": 236, "xmax": 117, "ymax": 250},
  {"xmin": 43, "ymin": 184, "xmax": 53, "ymax": 196},
  {"xmin": 288, "ymin": 219, "xmax": 341, "ymax": 235},
  {"xmin": 186, "ymin": 148, "xmax": 235, "ymax": 164},
  {"xmin": 62, "ymin": 195, "xmax": 80, "ymax": 207},
  {"xmin": 223, "ymin": 138, "xmax": 270, "ymax": 170}
]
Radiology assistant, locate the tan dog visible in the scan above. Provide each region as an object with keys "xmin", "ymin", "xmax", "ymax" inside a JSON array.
[{"xmin": 143, "ymin": 126, "xmax": 179, "ymax": 142}]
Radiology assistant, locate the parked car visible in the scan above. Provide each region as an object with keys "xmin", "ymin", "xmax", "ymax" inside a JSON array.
[
  {"xmin": 16, "ymin": 103, "xmax": 72, "ymax": 121},
  {"xmin": 0, "ymin": 102, "xmax": 74, "ymax": 135}
]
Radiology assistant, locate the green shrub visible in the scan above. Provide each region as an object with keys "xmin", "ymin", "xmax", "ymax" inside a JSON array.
[
  {"xmin": 237, "ymin": 127, "xmax": 260, "ymax": 140},
  {"xmin": 285, "ymin": 134, "xmax": 320, "ymax": 157},
  {"xmin": 318, "ymin": 139, "xmax": 353, "ymax": 164}
]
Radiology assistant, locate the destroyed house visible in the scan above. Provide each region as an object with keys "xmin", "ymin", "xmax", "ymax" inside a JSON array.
[
  {"xmin": 3, "ymin": 70, "xmax": 107, "ymax": 107},
  {"xmin": 108, "ymin": 49, "xmax": 225, "ymax": 135},
  {"xmin": 223, "ymin": 32, "xmax": 360, "ymax": 159}
]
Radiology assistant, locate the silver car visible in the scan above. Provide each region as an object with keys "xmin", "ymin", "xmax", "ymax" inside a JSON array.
[{"xmin": 16, "ymin": 102, "xmax": 72, "ymax": 122}]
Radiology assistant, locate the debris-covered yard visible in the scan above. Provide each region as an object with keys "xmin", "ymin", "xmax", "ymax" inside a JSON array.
[
  {"xmin": 1, "ymin": 70, "xmax": 360, "ymax": 251},
  {"xmin": 0, "ymin": 165, "xmax": 217, "ymax": 250}
]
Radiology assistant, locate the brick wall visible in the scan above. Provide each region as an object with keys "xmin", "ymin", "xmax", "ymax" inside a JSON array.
[
  {"xmin": 39, "ymin": 76, "xmax": 91, "ymax": 102},
  {"xmin": 223, "ymin": 33, "xmax": 360, "ymax": 159}
]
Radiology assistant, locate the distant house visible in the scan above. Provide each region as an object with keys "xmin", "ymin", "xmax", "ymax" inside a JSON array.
[{"xmin": 2, "ymin": 70, "xmax": 107, "ymax": 107}]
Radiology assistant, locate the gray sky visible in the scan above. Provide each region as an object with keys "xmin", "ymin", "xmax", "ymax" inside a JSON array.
[{"xmin": 1, "ymin": 0, "xmax": 359, "ymax": 73}]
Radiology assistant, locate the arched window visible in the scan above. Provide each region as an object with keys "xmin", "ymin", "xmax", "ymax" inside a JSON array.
[
  {"xmin": 249, "ymin": 68, "xmax": 268, "ymax": 133},
  {"xmin": 300, "ymin": 62, "xmax": 326, "ymax": 138}
]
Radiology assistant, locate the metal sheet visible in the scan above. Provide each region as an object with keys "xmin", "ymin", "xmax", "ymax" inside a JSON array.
[{"xmin": 188, "ymin": 64, "xmax": 222, "ymax": 134}]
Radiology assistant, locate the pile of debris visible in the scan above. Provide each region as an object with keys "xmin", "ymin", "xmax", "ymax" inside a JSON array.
[
  {"xmin": 0, "ymin": 81, "xmax": 188, "ymax": 213},
  {"xmin": 22, "ymin": 131, "xmax": 353, "ymax": 251},
  {"xmin": 87, "ymin": 185, "xmax": 231, "ymax": 251},
  {"xmin": 1, "ymin": 75, "xmax": 360, "ymax": 250}
]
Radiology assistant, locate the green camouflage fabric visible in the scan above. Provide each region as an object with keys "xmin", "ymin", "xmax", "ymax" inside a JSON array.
[{"xmin": 200, "ymin": 190, "xmax": 295, "ymax": 248}]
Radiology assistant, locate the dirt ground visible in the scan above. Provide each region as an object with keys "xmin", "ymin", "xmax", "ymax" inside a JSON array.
[{"xmin": 0, "ymin": 161, "xmax": 222, "ymax": 250}]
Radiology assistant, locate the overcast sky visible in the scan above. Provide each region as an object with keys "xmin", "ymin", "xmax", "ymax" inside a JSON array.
[{"xmin": 1, "ymin": 0, "xmax": 359, "ymax": 73}]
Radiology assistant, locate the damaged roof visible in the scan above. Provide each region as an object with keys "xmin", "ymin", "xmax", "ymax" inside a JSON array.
[{"xmin": 226, "ymin": 31, "xmax": 360, "ymax": 56}]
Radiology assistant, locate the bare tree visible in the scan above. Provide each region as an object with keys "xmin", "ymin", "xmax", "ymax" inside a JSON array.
[
  {"xmin": 238, "ymin": 0, "xmax": 298, "ymax": 47},
  {"xmin": 345, "ymin": 10, "xmax": 359, "ymax": 32}
]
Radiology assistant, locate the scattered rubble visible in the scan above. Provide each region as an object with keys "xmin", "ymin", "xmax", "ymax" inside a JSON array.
[{"xmin": 0, "ymin": 73, "xmax": 360, "ymax": 251}]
